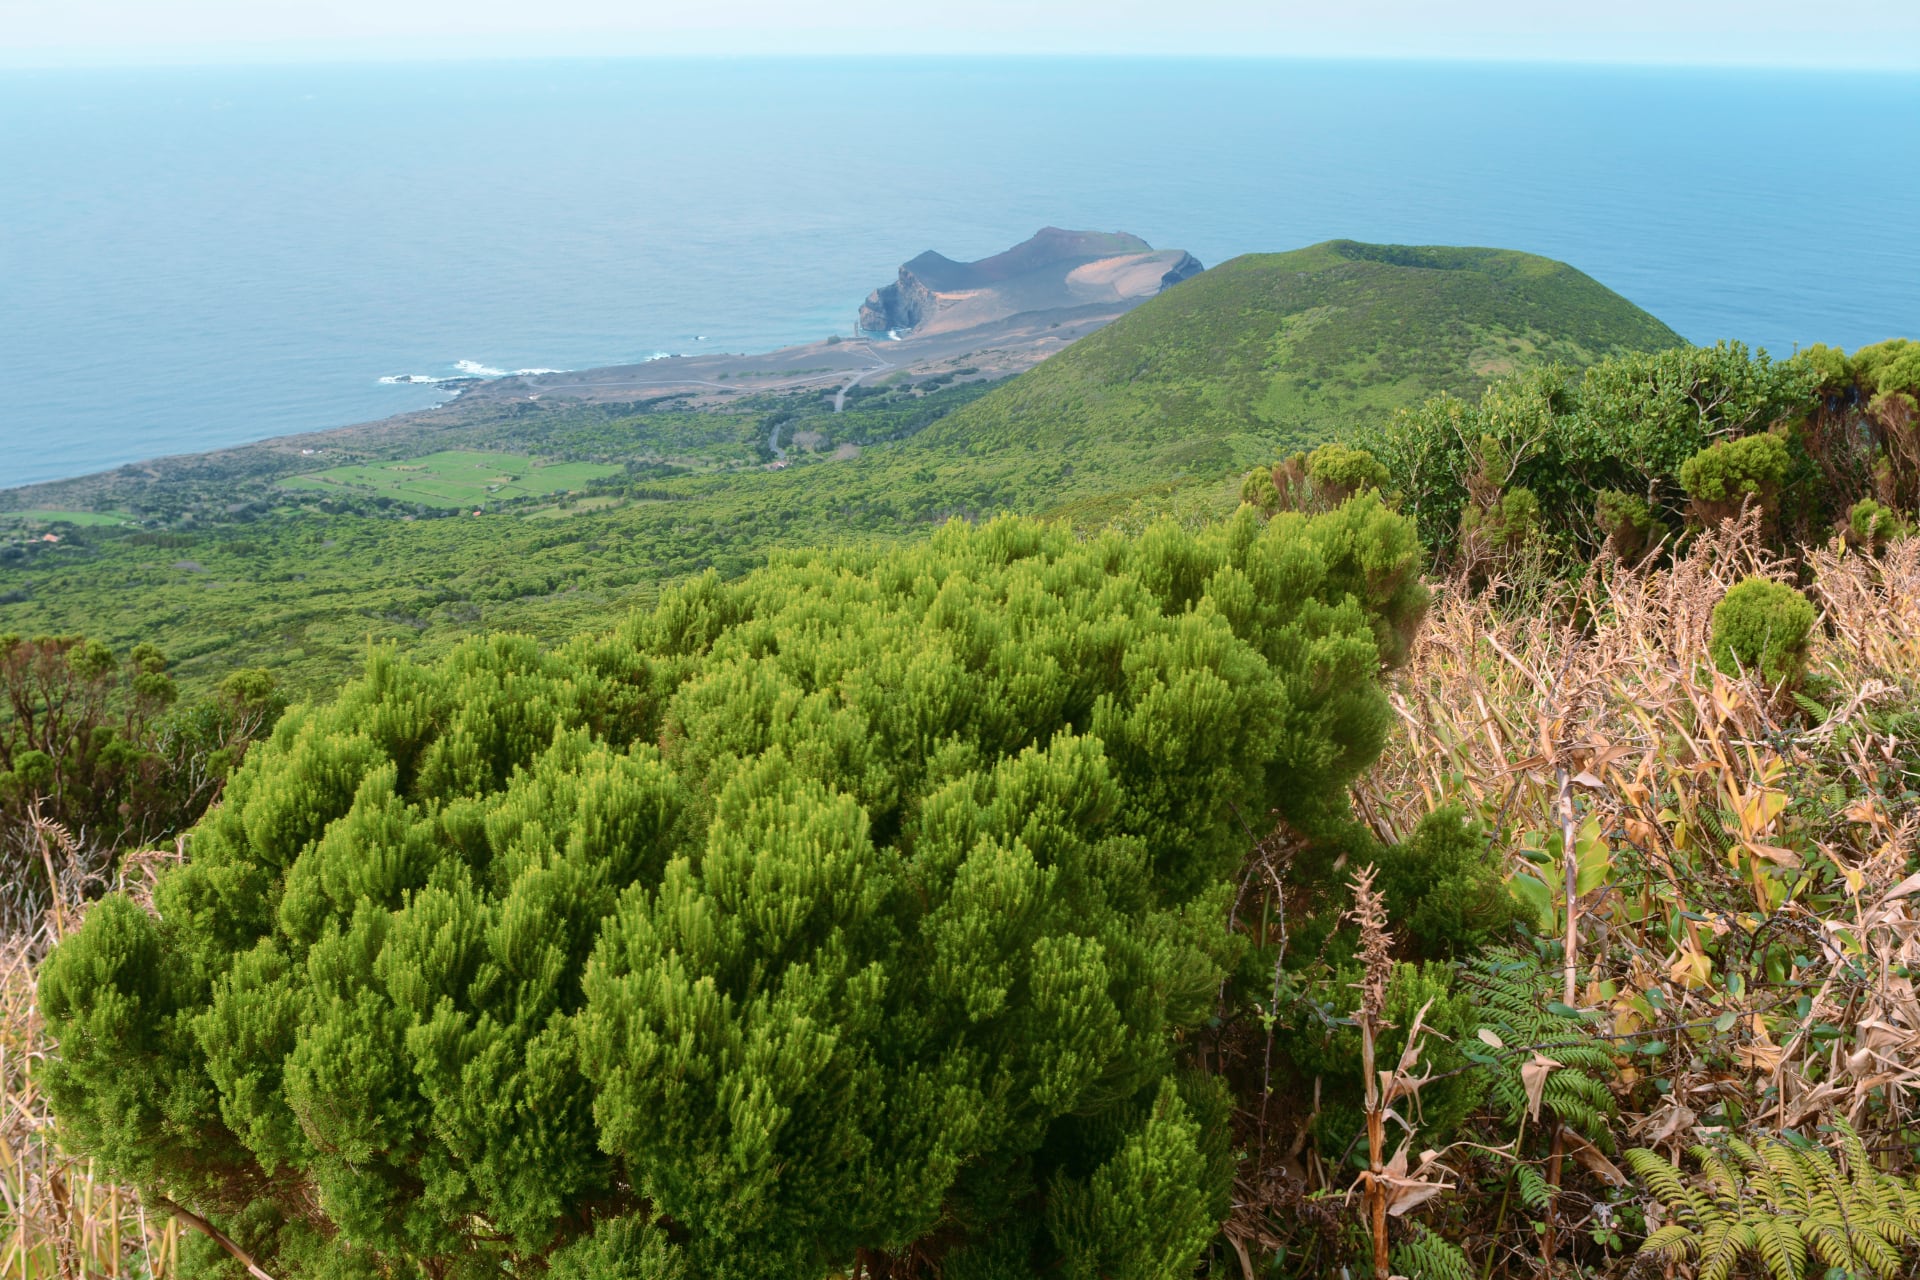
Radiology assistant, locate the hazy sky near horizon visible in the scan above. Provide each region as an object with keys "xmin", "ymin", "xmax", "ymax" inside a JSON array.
[{"xmin": 5, "ymin": 0, "xmax": 1918, "ymax": 69}]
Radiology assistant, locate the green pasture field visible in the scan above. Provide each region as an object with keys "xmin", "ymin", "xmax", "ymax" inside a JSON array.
[
  {"xmin": 0, "ymin": 510, "xmax": 134, "ymax": 527},
  {"xmin": 281, "ymin": 450, "xmax": 621, "ymax": 507}
]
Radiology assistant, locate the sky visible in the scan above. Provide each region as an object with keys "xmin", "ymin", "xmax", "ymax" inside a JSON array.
[{"xmin": 3, "ymin": 0, "xmax": 1917, "ymax": 69}]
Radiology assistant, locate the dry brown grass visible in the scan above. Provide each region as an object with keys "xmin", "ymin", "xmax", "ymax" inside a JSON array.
[
  {"xmin": 1354, "ymin": 511, "xmax": 1920, "ymax": 1154},
  {"xmin": 0, "ymin": 833, "xmax": 185, "ymax": 1278}
]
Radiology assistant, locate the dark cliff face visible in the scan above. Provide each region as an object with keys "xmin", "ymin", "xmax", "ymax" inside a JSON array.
[
  {"xmin": 860, "ymin": 269, "xmax": 937, "ymax": 333},
  {"xmin": 1158, "ymin": 251, "xmax": 1205, "ymax": 290}
]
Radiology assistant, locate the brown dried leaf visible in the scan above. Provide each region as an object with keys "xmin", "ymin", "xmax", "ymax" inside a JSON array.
[
  {"xmin": 1378, "ymin": 1142, "xmax": 1455, "ymax": 1218},
  {"xmin": 1520, "ymin": 1054, "xmax": 1561, "ymax": 1122},
  {"xmin": 1879, "ymin": 871, "xmax": 1920, "ymax": 904},
  {"xmin": 1558, "ymin": 1124, "xmax": 1627, "ymax": 1187},
  {"xmin": 1744, "ymin": 841, "xmax": 1803, "ymax": 868},
  {"xmin": 1381, "ymin": 1173, "xmax": 1454, "ymax": 1217},
  {"xmin": 1634, "ymin": 1099, "xmax": 1697, "ymax": 1146}
]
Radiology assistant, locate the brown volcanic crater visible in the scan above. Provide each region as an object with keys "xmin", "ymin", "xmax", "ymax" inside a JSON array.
[{"xmin": 859, "ymin": 227, "xmax": 1203, "ymax": 338}]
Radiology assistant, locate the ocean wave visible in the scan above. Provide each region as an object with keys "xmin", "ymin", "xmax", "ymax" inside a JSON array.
[
  {"xmin": 642, "ymin": 351, "xmax": 673, "ymax": 362},
  {"xmin": 384, "ymin": 363, "xmax": 564, "ymax": 387}
]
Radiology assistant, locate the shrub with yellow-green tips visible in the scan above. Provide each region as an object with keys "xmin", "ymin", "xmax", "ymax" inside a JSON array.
[
  {"xmin": 1710, "ymin": 576, "xmax": 1817, "ymax": 687},
  {"xmin": 1842, "ymin": 496, "xmax": 1909, "ymax": 551},
  {"xmin": 1679, "ymin": 432, "xmax": 1792, "ymax": 520}
]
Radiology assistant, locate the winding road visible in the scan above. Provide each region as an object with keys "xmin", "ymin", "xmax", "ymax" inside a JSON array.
[
  {"xmin": 833, "ymin": 345, "xmax": 895, "ymax": 412},
  {"xmin": 763, "ymin": 342, "xmax": 895, "ymax": 461}
]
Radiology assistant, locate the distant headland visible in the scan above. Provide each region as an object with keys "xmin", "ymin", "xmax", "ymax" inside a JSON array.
[{"xmin": 858, "ymin": 227, "xmax": 1203, "ymax": 337}]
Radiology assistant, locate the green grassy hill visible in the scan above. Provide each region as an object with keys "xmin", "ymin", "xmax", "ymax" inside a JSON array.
[{"xmin": 922, "ymin": 240, "xmax": 1684, "ymax": 465}]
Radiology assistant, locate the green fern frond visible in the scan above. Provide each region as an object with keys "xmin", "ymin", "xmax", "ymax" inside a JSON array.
[
  {"xmin": 1753, "ymin": 1213, "xmax": 1806, "ymax": 1280},
  {"xmin": 1805, "ymin": 1219, "xmax": 1854, "ymax": 1273},
  {"xmin": 1848, "ymin": 1222, "xmax": 1902, "ymax": 1278},
  {"xmin": 1514, "ymin": 1162, "xmax": 1552, "ymax": 1211},
  {"xmin": 1694, "ymin": 1147, "xmax": 1742, "ymax": 1211},
  {"xmin": 1626, "ymin": 1148, "xmax": 1714, "ymax": 1224},
  {"xmin": 1641, "ymin": 1223, "xmax": 1697, "ymax": 1258},
  {"xmin": 1766, "ymin": 1141, "xmax": 1814, "ymax": 1207},
  {"xmin": 1699, "ymin": 1220, "xmax": 1753, "ymax": 1280},
  {"xmin": 1391, "ymin": 1224, "xmax": 1472, "ymax": 1280},
  {"xmin": 1461, "ymin": 947, "xmax": 1617, "ymax": 1149},
  {"xmin": 1896, "ymin": 1185, "xmax": 1920, "ymax": 1235},
  {"xmin": 1627, "ymin": 1130, "xmax": 1920, "ymax": 1280}
]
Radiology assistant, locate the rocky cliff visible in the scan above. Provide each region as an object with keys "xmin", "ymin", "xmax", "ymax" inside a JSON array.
[{"xmin": 859, "ymin": 228, "xmax": 1204, "ymax": 336}]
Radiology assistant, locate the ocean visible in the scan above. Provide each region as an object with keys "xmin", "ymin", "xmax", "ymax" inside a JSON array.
[{"xmin": 2, "ymin": 58, "xmax": 1917, "ymax": 489}]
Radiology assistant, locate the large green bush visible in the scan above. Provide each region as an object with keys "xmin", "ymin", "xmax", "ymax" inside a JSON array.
[
  {"xmin": 1710, "ymin": 577, "xmax": 1817, "ymax": 686},
  {"xmin": 1370, "ymin": 807, "xmax": 1528, "ymax": 961},
  {"xmin": 39, "ymin": 505, "xmax": 1425, "ymax": 1280},
  {"xmin": 1676, "ymin": 431, "xmax": 1791, "ymax": 515},
  {"xmin": 1304, "ymin": 443, "xmax": 1391, "ymax": 499}
]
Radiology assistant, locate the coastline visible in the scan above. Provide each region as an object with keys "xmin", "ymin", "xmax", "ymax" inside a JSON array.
[{"xmin": 0, "ymin": 297, "xmax": 1143, "ymax": 510}]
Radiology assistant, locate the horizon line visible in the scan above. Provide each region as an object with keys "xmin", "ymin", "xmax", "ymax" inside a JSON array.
[{"xmin": 5, "ymin": 49, "xmax": 1918, "ymax": 74}]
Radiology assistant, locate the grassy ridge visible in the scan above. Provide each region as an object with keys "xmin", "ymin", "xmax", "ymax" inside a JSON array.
[{"xmin": 923, "ymin": 240, "xmax": 1683, "ymax": 458}]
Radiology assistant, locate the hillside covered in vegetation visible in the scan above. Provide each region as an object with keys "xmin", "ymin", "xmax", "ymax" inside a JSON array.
[{"xmin": 920, "ymin": 239, "xmax": 1684, "ymax": 462}]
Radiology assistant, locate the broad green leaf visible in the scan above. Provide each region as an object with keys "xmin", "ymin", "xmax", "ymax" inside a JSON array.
[
  {"xmin": 1508, "ymin": 871, "xmax": 1555, "ymax": 932},
  {"xmin": 1574, "ymin": 813, "xmax": 1610, "ymax": 896}
]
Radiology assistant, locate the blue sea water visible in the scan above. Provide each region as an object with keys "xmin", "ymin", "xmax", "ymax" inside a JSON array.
[{"xmin": 2, "ymin": 58, "xmax": 1917, "ymax": 489}]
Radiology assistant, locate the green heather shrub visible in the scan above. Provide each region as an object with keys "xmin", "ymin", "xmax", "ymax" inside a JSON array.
[
  {"xmin": 1594, "ymin": 489, "xmax": 1659, "ymax": 561},
  {"xmin": 1242, "ymin": 443, "xmax": 1390, "ymax": 517},
  {"xmin": 38, "ymin": 504, "xmax": 1425, "ymax": 1280},
  {"xmin": 1710, "ymin": 577, "xmax": 1817, "ymax": 686},
  {"xmin": 1843, "ymin": 496, "xmax": 1910, "ymax": 551},
  {"xmin": 1853, "ymin": 336, "xmax": 1920, "ymax": 399},
  {"xmin": 1677, "ymin": 432, "xmax": 1791, "ymax": 515},
  {"xmin": 1304, "ymin": 442, "xmax": 1390, "ymax": 499},
  {"xmin": 1460, "ymin": 486, "xmax": 1541, "ymax": 554},
  {"xmin": 1240, "ymin": 464, "xmax": 1282, "ymax": 512},
  {"xmin": 1370, "ymin": 807, "xmax": 1527, "ymax": 961}
]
